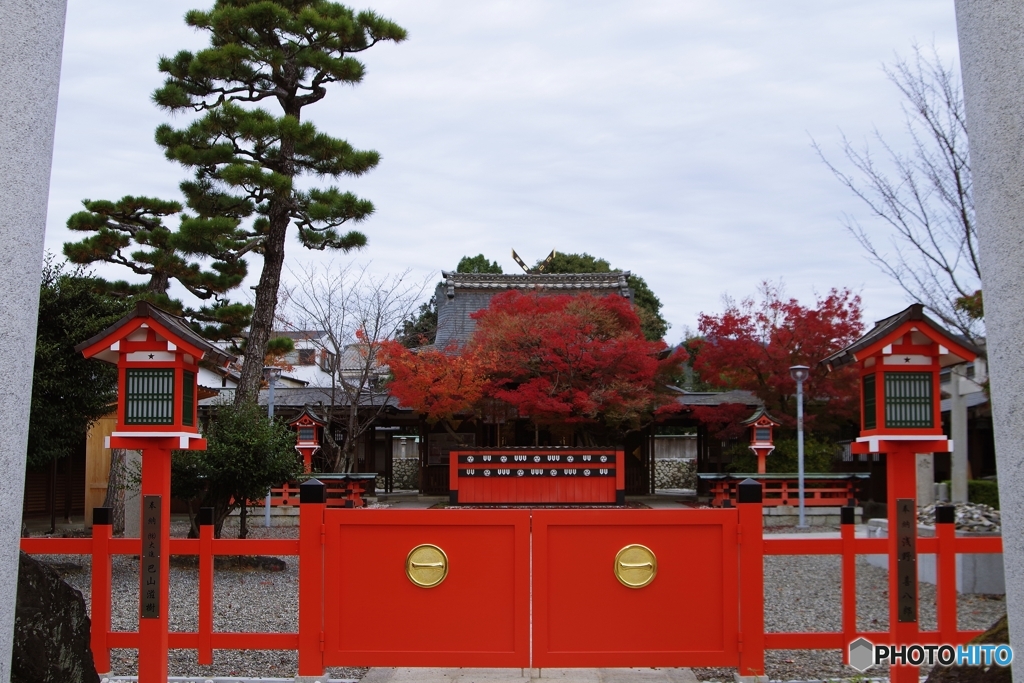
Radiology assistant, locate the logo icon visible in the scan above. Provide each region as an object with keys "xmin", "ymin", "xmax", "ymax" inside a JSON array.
[{"xmin": 848, "ymin": 638, "xmax": 874, "ymax": 672}]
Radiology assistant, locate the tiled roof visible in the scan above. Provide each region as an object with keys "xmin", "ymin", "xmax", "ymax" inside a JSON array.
[
  {"xmin": 440, "ymin": 271, "xmax": 632, "ymax": 298},
  {"xmin": 668, "ymin": 387, "xmax": 762, "ymax": 407}
]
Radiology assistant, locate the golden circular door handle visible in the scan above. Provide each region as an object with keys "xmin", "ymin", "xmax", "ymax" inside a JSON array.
[
  {"xmin": 614, "ymin": 544, "xmax": 657, "ymax": 588},
  {"xmin": 406, "ymin": 544, "xmax": 448, "ymax": 588}
]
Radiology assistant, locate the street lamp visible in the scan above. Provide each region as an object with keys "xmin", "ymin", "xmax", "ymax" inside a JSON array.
[
  {"xmin": 263, "ymin": 366, "xmax": 282, "ymax": 528},
  {"xmin": 790, "ymin": 365, "xmax": 810, "ymax": 528}
]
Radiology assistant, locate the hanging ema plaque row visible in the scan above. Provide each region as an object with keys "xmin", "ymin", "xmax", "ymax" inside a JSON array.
[{"xmin": 140, "ymin": 495, "xmax": 162, "ymax": 619}]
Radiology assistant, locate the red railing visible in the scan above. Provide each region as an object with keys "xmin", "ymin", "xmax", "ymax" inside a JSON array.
[
  {"xmin": 18, "ymin": 482, "xmax": 1003, "ymax": 679},
  {"xmin": 761, "ymin": 513, "xmax": 1002, "ymax": 657},
  {"xmin": 707, "ymin": 477, "xmax": 859, "ymax": 507}
]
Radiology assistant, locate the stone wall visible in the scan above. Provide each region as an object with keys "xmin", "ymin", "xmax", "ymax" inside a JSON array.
[
  {"xmin": 654, "ymin": 458, "xmax": 696, "ymax": 490},
  {"xmin": 376, "ymin": 457, "xmax": 420, "ymax": 491}
]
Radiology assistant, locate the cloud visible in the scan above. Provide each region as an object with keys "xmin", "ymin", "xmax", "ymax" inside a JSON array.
[{"xmin": 47, "ymin": 0, "xmax": 961, "ymax": 340}]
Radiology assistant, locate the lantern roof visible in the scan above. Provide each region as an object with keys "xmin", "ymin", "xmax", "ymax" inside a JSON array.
[
  {"xmin": 75, "ymin": 301, "xmax": 236, "ymax": 367},
  {"xmin": 288, "ymin": 405, "xmax": 327, "ymax": 427},
  {"xmin": 820, "ymin": 303, "xmax": 980, "ymax": 371},
  {"xmin": 740, "ymin": 406, "xmax": 780, "ymax": 427}
]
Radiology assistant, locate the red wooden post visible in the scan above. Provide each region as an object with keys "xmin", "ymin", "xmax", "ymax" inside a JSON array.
[
  {"xmin": 198, "ymin": 507, "xmax": 214, "ymax": 666},
  {"xmin": 737, "ymin": 478, "xmax": 765, "ymax": 677},
  {"xmin": 298, "ymin": 479, "xmax": 326, "ymax": 677},
  {"xmin": 887, "ymin": 449, "xmax": 919, "ymax": 683},
  {"xmin": 840, "ymin": 506, "xmax": 857, "ymax": 664},
  {"xmin": 138, "ymin": 447, "xmax": 172, "ymax": 683},
  {"xmin": 90, "ymin": 507, "xmax": 113, "ymax": 675},
  {"xmin": 935, "ymin": 504, "xmax": 958, "ymax": 644}
]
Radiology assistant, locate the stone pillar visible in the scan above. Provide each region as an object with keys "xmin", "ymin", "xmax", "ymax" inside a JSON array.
[
  {"xmin": 949, "ymin": 366, "xmax": 969, "ymax": 504},
  {"xmin": 123, "ymin": 450, "xmax": 143, "ymax": 538},
  {"xmin": 915, "ymin": 454, "xmax": 935, "ymax": 506},
  {"xmin": 0, "ymin": 2, "xmax": 69, "ymax": 681},
  {"xmin": 955, "ymin": 2, "xmax": 1024, "ymax": 677}
]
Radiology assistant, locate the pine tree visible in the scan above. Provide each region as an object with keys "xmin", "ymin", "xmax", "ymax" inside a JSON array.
[
  {"xmin": 63, "ymin": 195, "xmax": 253, "ymax": 339},
  {"xmin": 152, "ymin": 0, "xmax": 407, "ymax": 403}
]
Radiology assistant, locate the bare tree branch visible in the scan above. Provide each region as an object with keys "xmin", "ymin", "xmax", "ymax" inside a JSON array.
[
  {"xmin": 814, "ymin": 44, "xmax": 982, "ymax": 343},
  {"xmin": 279, "ymin": 261, "xmax": 431, "ymax": 472}
]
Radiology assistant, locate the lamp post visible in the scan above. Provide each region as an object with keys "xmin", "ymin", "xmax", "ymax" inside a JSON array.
[
  {"xmin": 790, "ymin": 365, "xmax": 810, "ymax": 528},
  {"xmin": 263, "ymin": 366, "xmax": 282, "ymax": 527}
]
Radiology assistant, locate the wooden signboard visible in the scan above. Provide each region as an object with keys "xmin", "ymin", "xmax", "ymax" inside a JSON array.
[{"xmin": 140, "ymin": 495, "xmax": 162, "ymax": 619}]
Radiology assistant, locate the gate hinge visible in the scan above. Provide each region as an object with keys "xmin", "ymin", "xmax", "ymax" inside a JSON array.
[
  {"xmin": 320, "ymin": 632, "xmax": 325, "ymax": 651},
  {"xmin": 320, "ymin": 524, "xmax": 326, "ymax": 544},
  {"xmin": 736, "ymin": 527, "xmax": 742, "ymax": 545},
  {"xmin": 738, "ymin": 632, "xmax": 743, "ymax": 652}
]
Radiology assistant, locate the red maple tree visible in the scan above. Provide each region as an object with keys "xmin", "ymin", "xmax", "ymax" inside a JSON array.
[
  {"xmin": 382, "ymin": 291, "xmax": 685, "ymax": 437},
  {"xmin": 691, "ymin": 282, "xmax": 863, "ymax": 434}
]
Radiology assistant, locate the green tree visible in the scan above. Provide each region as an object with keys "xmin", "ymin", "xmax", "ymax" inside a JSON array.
[
  {"xmin": 28, "ymin": 257, "xmax": 134, "ymax": 468},
  {"xmin": 63, "ymin": 195, "xmax": 253, "ymax": 339},
  {"xmin": 172, "ymin": 401, "xmax": 301, "ymax": 538},
  {"xmin": 536, "ymin": 252, "xmax": 669, "ymax": 341},
  {"xmin": 456, "ymin": 254, "xmax": 503, "ymax": 274},
  {"xmin": 152, "ymin": 0, "xmax": 407, "ymax": 404},
  {"xmin": 725, "ymin": 437, "xmax": 836, "ymax": 474}
]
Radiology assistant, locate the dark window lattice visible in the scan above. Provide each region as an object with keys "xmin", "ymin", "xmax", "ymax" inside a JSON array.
[
  {"xmin": 863, "ymin": 374, "xmax": 876, "ymax": 430},
  {"xmin": 298, "ymin": 427, "xmax": 315, "ymax": 441},
  {"xmin": 755, "ymin": 427, "xmax": 771, "ymax": 441},
  {"xmin": 182, "ymin": 371, "xmax": 194, "ymax": 427},
  {"xmin": 125, "ymin": 369, "xmax": 175, "ymax": 425},
  {"xmin": 884, "ymin": 372, "xmax": 933, "ymax": 428}
]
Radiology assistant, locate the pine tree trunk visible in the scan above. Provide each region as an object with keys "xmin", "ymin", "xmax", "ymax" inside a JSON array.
[
  {"xmin": 102, "ymin": 449, "xmax": 127, "ymax": 535},
  {"xmin": 233, "ymin": 133, "xmax": 297, "ymax": 404}
]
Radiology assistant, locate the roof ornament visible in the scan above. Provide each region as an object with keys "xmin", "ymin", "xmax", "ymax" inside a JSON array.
[{"xmin": 511, "ymin": 249, "xmax": 556, "ymax": 274}]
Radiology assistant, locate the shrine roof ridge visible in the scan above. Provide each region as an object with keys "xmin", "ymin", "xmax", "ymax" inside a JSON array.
[{"xmin": 441, "ymin": 270, "xmax": 631, "ymax": 292}]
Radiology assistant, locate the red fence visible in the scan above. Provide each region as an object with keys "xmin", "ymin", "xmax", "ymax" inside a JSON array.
[
  {"xmin": 449, "ymin": 449, "xmax": 625, "ymax": 505},
  {"xmin": 19, "ymin": 480, "xmax": 1002, "ymax": 680}
]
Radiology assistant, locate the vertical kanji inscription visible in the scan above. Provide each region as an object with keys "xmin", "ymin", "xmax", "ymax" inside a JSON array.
[{"xmin": 140, "ymin": 495, "xmax": 162, "ymax": 619}]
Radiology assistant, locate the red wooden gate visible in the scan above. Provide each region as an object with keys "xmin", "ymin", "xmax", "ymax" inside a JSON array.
[
  {"xmin": 532, "ymin": 507, "xmax": 762, "ymax": 673},
  {"xmin": 322, "ymin": 508, "xmax": 530, "ymax": 668}
]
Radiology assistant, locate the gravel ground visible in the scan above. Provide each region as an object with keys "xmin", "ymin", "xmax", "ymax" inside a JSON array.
[
  {"xmin": 40, "ymin": 517, "xmax": 368, "ymax": 681},
  {"xmin": 36, "ymin": 519, "xmax": 1005, "ymax": 682},
  {"xmin": 692, "ymin": 525, "xmax": 1006, "ymax": 682}
]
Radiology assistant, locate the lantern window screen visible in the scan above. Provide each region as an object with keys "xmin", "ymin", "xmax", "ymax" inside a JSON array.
[
  {"xmin": 125, "ymin": 369, "xmax": 175, "ymax": 425},
  {"xmin": 755, "ymin": 427, "xmax": 771, "ymax": 441},
  {"xmin": 298, "ymin": 427, "xmax": 315, "ymax": 441},
  {"xmin": 182, "ymin": 371, "xmax": 194, "ymax": 427},
  {"xmin": 884, "ymin": 372, "xmax": 933, "ymax": 428},
  {"xmin": 863, "ymin": 374, "xmax": 876, "ymax": 430}
]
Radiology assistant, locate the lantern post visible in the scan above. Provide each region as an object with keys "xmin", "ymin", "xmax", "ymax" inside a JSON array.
[
  {"xmin": 821, "ymin": 304, "xmax": 978, "ymax": 683},
  {"xmin": 289, "ymin": 407, "xmax": 327, "ymax": 474},
  {"xmin": 75, "ymin": 302, "xmax": 235, "ymax": 683},
  {"xmin": 789, "ymin": 365, "xmax": 810, "ymax": 528}
]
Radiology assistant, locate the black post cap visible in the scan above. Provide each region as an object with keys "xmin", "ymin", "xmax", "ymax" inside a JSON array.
[
  {"xmin": 722, "ymin": 498, "xmax": 733, "ymax": 508},
  {"xmin": 92, "ymin": 507, "xmax": 112, "ymax": 526},
  {"xmin": 198, "ymin": 507, "xmax": 214, "ymax": 526},
  {"xmin": 300, "ymin": 478, "xmax": 327, "ymax": 504},
  {"xmin": 841, "ymin": 506, "xmax": 856, "ymax": 525},
  {"xmin": 936, "ymin": 504, "xmax": 956, "ymax": 525},
  {"xmin": 737, "ymin": 478, "xmax": 763, "ymax": 504}
]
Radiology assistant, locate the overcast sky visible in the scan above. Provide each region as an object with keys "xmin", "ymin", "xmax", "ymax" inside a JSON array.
[{"xmin": 45, "ymin": 0, "xmax": 962, "ymax": 342}]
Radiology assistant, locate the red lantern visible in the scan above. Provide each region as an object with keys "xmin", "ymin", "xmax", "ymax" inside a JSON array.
[
  {"xmin": 289, "ymin": 407, "xmax": 326, "ymax": 473},
  {"xmin": 741, "ymin": 407, "xmax": 780, "ymax": 474}
]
